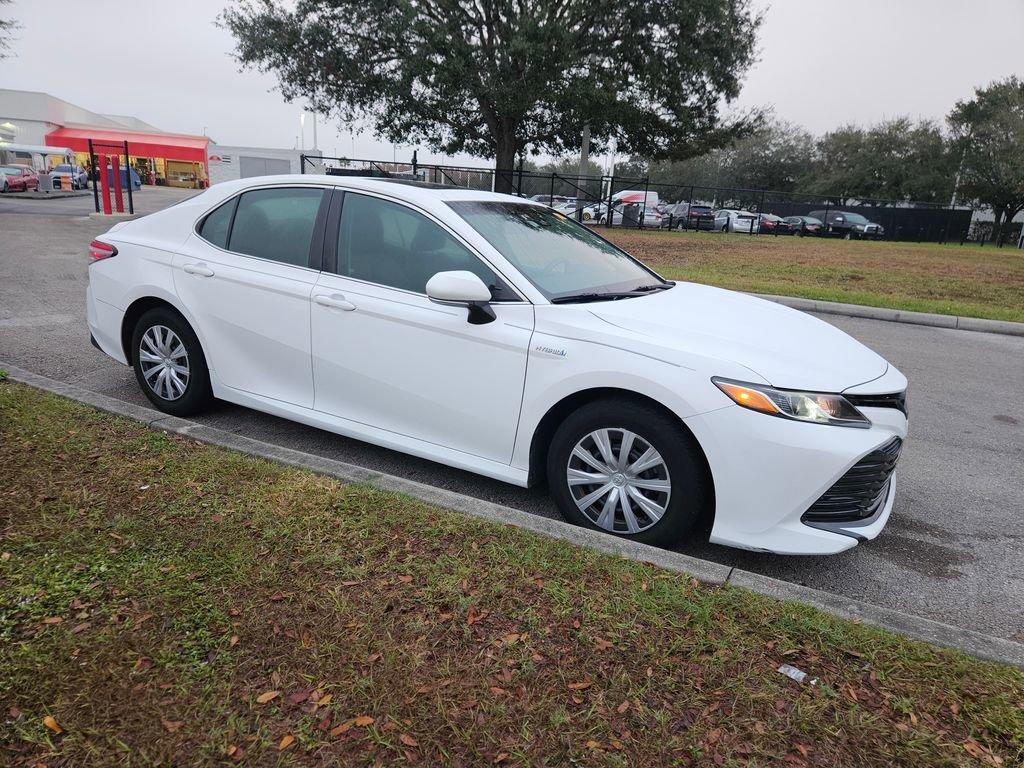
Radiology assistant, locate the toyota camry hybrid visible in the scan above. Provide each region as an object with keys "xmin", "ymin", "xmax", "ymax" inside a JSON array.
[{"xmin": 86, "ymin": 176, "xmax": 908, "ymax": 555}]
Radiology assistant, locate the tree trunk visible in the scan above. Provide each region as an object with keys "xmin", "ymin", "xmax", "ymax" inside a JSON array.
[{"xmin": 493, "ymin": 136, "xmax": 518, "ymax": 194}]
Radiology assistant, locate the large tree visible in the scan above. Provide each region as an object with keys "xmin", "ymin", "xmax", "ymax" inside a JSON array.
[
  {"xmin": 220, "ymin": 0, "xmax": 762, "ymax": 190},
  {"xmin": 803, "ymin": 118, "xmax": 954, "ymax": 205},
  {"xmin": 0, "ymin": 0, "xmax": 17, "ymax": 59},
  {"xmin": 947, "ymin": 76, "xmax": 1024, "ymax": 241}
]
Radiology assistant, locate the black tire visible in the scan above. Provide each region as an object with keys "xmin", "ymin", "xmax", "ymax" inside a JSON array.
[
  {"xmin": 546, "ymin": 398, "xmax": 711, "ymax": 547},
  {"xmin": 131, "ymin": 306, "xmax": 213, "ymax": 416}
]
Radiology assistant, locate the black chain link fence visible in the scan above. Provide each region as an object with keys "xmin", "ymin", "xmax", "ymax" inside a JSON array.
[{"xmin": 301, "ymin": 155, "xmax": 1010, "ymax": 245}]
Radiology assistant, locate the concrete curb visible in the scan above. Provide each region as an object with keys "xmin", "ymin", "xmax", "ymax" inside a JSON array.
[
  {"xmin": 752, "ymin": 293, "xmax": 1024, "ymax": 337},
  {"xmin": 3, "ymin": 362, "xmax": 1022, "ymax": 670}
]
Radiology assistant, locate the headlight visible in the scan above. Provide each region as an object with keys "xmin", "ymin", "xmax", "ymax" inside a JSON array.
[
  {"xmin": 853, "ymin": 224, "xmax": 865, "ymax": 231},
  {"xmin": 713, "ymin": 378, "xmax": 870, "ymax": 428}
]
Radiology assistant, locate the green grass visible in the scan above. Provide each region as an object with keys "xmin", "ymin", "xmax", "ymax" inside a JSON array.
[
  {"xmin": 2, "ymin": 381, "xmax": 1023, "ymax": 766},
  {"xmin": 603, "ymin": 230, "xmax": 1024, "ymax": 323}
]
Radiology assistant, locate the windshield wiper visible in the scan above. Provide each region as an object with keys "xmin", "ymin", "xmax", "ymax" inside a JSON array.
[
  {"xmin": 551, "ymin": 292, "xmax": 638, "ymax": 304},
  {"xmin": 550, "ymin": 284, "xmax": 672, "ymax": 304}
]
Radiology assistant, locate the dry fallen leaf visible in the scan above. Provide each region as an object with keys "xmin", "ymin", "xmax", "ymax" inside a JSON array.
[
  {"xmin": 353, "ymin": 715, "xmax": 375, "ymax": 727},
  {"xmin": 317, "ymin": 694, "xmax": 332, "ymax": 706},
  {"xmin": 397, "ymin": 575, "xmax": 413, "ymax": 584},
  {"xmin": 399, "ymin": 733, "xmax": 419, "ymax": 747},
  {"xmin": 330, "ymin": 720, "xmax": 354, "ymax": 737},
  {"xmin": 567, "ymin": 681, "xmax": 592, "ymax": 690},
  {"xmin": 161, "ymin": 718, "xmax": 185, "ymax": 733},
  {"xmin": 42, "ymin": 616, "xmax": 63, "ymax": 625},
  {"xmin": 229, "ymin": 635, "xmax": 239, "ymax": 647},
  {"xmin": 963, "ymin": 739, "xmax": 985, "ymax": 758},
  {"xmin": 256, "ymin": 690, "xmax": 281, "ymax": 704},
  {"xmin": 42, "ymin": 715, "xmax": 63, "ymax": 734},
  {"xmin": 278, "ymin": 734, "xmax": 295, "ymax": 750}
]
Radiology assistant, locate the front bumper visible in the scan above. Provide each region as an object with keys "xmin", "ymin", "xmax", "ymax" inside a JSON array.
[{"xmin": 684, "ymin": 402, "xmax": 908, "ymax": 555}]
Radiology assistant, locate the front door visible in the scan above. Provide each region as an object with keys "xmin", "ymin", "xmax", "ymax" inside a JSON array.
[
  {"xmin": 310, "ymin": 191, "xmax": 533, "ymax": 464},
  {"xmin": 173, "ymin": 185, "xmax": 328, "ymax": 408}
]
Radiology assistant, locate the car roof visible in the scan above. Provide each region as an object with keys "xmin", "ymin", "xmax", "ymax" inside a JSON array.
[{"xmin": 207, "ymin": 174, "xmax": 542, "ymax": 207}]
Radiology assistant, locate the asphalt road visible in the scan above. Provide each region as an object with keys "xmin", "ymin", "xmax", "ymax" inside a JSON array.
[{"xmin": 2, "ymin": 197, "xmax": 1022, "ymax": 640}]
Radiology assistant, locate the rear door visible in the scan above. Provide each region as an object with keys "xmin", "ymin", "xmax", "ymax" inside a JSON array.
[{"xmin": 172, "ymin": 184, "xmax": 330, "ymax": 408}]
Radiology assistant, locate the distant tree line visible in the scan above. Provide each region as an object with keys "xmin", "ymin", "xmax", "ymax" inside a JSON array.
[{"xmin": 540, "ymin": 76, "xmax": 1022, "ymax": 241}]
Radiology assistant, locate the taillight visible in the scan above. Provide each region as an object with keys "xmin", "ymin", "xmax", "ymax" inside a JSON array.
[{"xmin": 88, "ymin": 240, "xmax": 117, "ymax": 262}]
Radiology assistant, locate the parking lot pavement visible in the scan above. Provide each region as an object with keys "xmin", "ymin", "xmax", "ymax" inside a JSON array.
[
  {"xmin": 2, "ymin": 209, "xmax": 1023, "ymax": 641},
  {"xmin": 0, "ymin": 185, "xmax": 196, "ymax": 217}
]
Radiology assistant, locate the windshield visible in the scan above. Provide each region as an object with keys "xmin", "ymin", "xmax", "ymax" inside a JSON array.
[
  {"xmin": 1, "ymin": 166, "xmax": 24, "ymax": 174},
  {"xmin": 448, "ymin": 201, "xmax": 666, "ymax": 301}
]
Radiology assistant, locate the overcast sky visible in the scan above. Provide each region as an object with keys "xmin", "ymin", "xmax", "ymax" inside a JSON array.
[{"xmin": 2, "ymin": 0, "xmax": 1022, "ymax": 165}]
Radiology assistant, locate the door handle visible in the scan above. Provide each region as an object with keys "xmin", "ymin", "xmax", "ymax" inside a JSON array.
[
  {"xmin": 183, "ymin": 263, "xmax": 214, "ymax": 277},
  {"xmin": 313, "ymin": 293, "xmax": 356, "ymax": 311}
]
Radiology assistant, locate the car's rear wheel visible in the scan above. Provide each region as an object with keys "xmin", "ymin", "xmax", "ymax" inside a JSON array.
[
  {"xmin": 131, "ymin": 306, "xmax": 212, "ymax": 416},
  {"xmin": 547, "ymin": 398, "xmax": 710, "ymax": 547}
]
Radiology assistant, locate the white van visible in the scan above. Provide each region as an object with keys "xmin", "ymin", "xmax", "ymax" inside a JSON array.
[{"xmin": 611, "ymin": 189, "xmax": 660, "ymax": 207}]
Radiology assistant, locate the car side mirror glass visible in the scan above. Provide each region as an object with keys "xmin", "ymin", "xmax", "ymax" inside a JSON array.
[{"xmin": 426, "ymin": 270, "xmax": 496, "ymax": 325}]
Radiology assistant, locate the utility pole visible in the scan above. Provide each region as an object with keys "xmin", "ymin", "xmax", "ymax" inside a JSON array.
[
  {"xmin": 578, "ymin": 124, "xmax": 591, "ymax": 177},
  {"xmin": 312, "ymin": 112, "xmax": 318, "ymax": 150}
]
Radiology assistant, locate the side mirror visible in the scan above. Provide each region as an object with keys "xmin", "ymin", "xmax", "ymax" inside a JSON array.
[{"xmin": 426, "ymin": 270, "xmax": 496, "ymax": 325}]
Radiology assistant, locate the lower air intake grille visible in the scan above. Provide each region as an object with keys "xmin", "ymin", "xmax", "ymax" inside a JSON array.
[{"xmin": 802, "ymin": 437, "xmax": 902, "ymax": 524}]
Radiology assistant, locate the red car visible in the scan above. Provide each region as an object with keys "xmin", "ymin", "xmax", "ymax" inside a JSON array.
[{"xmin": 0, "ymin": 165, "xmax": 39, "ymax": 192}]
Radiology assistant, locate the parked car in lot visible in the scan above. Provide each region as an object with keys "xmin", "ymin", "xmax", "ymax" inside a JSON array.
[
  {"xmin": 661, "ymin": 202, "xmax": 716, "ymax": 230},
  {"xmin": 809, "ymin": 210, "xmax": 885, "ymax": 240},
  {"xmin": 0, "ymin": 165, "xmax": 39, "ymax": 192},
  {"xmin": 50, "ymin": 163, "xmax": 90, "ymax": 190},
  {"xmin": 529, "ymin": 194, "xmax": 572, "ymax": 207},
  {"xmin": 86, "ymin": 176, "xmax": 908, "ymax": 555},
  {"xmin": 713, "ymin": 208, "xmax": 757, "ymax": 233},
  {"xmin": 784, "ymin": 215, "xmax": 825, "ymax": 236},
  {"xmin": 600, "ymin": 201, "xmax": 665, "ymax": 227},
  {"xmin": 757, "ymin": 213, "xmax": 795, "ymax": 235},
  {"xmin": 555, "ymin": 198, "xmax": 604, "ymax": 222}
]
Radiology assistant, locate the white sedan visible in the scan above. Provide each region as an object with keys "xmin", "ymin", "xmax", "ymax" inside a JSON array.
[
  {"xmin": 714, "ymin": 208, "xmax": 758, "ymax": 233},
  {"xmin": 86, "ymin": 176, "xmax": 908, "ymax": 555}
]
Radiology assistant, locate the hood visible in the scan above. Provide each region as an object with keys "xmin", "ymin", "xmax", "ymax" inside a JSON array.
[{"xmin": 588, "ymin": 282, "xmax": 888, "ymax": 392}]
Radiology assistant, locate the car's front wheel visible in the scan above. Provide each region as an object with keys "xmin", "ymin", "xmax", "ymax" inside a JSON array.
[
  {"xmin": 547, "ymin": 398, "xmax": 710, "ymax": 547},
  {"xmin": 131, "ymin": 307, "xmax": 212, "ymax": 416}
]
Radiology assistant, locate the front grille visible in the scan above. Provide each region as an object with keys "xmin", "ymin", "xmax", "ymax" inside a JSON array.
[
  {"xmin": 846, "ymin": 390, "xmax": 908, "ymax": 417},
  {"xmin": 802, "ymin": 437, "xmax": 902, "ymax": 524}
]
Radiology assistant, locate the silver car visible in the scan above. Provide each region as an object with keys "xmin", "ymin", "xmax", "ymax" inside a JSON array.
[{"xmin": 713, "ymin": 209, "xmax": 757, "ymax": 233}]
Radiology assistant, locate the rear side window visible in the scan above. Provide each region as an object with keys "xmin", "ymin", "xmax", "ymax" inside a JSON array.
[
  {"xmin": 198, "ymin": 198, "xmax": 235, "ymax": 249},
  {"xmin": 228, "ymin": 187, "xmax": 324, "ymax": 267}
]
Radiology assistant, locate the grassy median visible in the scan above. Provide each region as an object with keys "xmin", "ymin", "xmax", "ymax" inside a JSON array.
[
  {"xmin": 1, "ymin": 381, "xmax": 1022, "ymax": 766},
  {"xmin": 602, "ymin": 229, "xmax": 1024, "ymax": 323}
]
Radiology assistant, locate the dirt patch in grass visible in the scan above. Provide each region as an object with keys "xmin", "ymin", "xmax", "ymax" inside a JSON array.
[
  {"xmin": 602, "ymin": 229, "xmax": 1024, "ymax": 322},
  {"xmin": 2, "ymin": 381, "xmax": 1022, "ymax": 766}
]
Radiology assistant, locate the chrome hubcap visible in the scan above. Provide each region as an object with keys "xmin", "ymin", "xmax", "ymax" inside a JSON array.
[
  {"xmin": 567, "ymin": 428, "xmax": 671, "ymax": 534},
  {"xmin": 139, "ymin": 325, "xmax": 189, "ymax": 401}
]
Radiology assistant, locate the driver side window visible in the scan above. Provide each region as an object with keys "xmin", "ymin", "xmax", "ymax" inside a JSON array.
[{"xmin": 335, "ymin": 193, "xmax": 517, "ymax": 300}]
